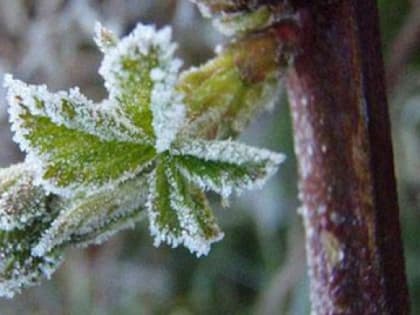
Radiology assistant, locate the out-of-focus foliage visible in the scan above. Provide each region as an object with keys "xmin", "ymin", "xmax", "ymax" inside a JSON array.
[{"xmin": 0, "ymin": 0, "xmax": 418, "ymax": 314}]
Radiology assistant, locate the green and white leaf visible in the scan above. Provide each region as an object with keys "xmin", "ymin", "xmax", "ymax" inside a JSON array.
[
  {"xmin": 98, "ymin": 23, "xmax": 186, "ymax": 151},
  {"xmin": 70, "ymin": 207, "xmax": 146, "ymax": 249},
  {"xmin": 4, "ymin": 76, "xmax": 147, "ymax": 144},
  {"xmin": 0, "ymin": 217, "xmax": 63, "ymax": 298},
  {"xmin": 172, "ymin": 139, "xmax": 285, "ymax": 198},
  {"xmin": 0, "ymin": 20, "xmax": 287, "ymax": 284},
  {"xmin": 32, "ymin": 173, "xmax": 150, "ymax": 257},
  {"xmin": 4, "ymin": 76, "xmax": 156, "ymax": 197},
  {"xmin": 147, "ymin": 155, "xmax": 223, "ymax": 256},
  {"xmin": 0, "ymin": 163, "xmax": 47, "ymax": 231}
]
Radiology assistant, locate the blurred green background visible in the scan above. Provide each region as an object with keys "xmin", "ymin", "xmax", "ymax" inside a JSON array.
[{"xmin": 0, "ymin": 1, "xmax": 418, "ymax": 314}]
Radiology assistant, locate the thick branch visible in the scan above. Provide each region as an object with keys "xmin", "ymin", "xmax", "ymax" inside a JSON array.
[{"xmin": 285, "ymin": 1, "xmax": 409, "ymax": 314}]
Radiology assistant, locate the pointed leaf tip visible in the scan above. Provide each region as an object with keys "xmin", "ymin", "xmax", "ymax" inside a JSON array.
[
  {"xmin": 33, "ymin": 174, "xmax": 149, "ymax": 257},
  {"xmin": 98, "ymin": 23, "xmax": 185, "ymax": 152},
  {"xmin": 173, "ymin": 139, "xmax": 285, "ymax": 198},
  {"xmin": 147, "ymin": 156, "xmax": 223, "ymax": 257},
  {"xmin": 4, "ymin": 75, "xmax": 156, "ymax": 197}
]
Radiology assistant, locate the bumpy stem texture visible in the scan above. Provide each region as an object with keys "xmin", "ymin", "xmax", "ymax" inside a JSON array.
[{"xmin": 285, "ymin": 1, "xmax": 409, "ymax": 314}]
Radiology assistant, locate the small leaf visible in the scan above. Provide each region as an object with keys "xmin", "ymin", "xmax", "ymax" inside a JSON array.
[
  {"xmin": 4, "ymin": 76, "xmax": 148, "ymax": 144},
  {"xmin": 70, "ymin": 207, "xmax": 146, "ymax": 248},
  {"xmin": 4, "ymin": 76, "xmax": 156, "ymax": 197},
  {"xmin": 177, "ymin": 44, "xmax": 281, "ymax": 140},
  {"xmin": 32, "ymin": 173, "xmax": 150, "ymax": 257},
  {"xmin": 147, "ymin": 154, "xmax": 223, "ymax": 256},
  {"xmin": 172, "ymin": 139, "xmax": 285, "ymax": 198},
  {"xmin": 147, "ymin": 157, "xmax": 183, "ymax": 249},
  {"xmin": 0, "ymin": 163, "xmax": 47, "ymax": 231},
  {"xmin": 99, "ymin": 23, "xmax": 185, "ymax": 148},
  {"xmin": 0, "ymin": 217, "xmax": 63, "ymax": 298}
]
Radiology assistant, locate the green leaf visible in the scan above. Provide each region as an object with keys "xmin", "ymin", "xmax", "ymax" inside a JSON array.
[
  {"xmin": 172, "ymin": 139, "xmax": 285, "ymax": 198},
  {"xmin": 177, "ymin": 45, "xmax": 280, "ymax": 139},
  {"xmin": 147, "ymin": 154, "xmax": 223, "ymax": 256},
  {"xmin": 0, "ymin": 163, "xmax": 47, "ymax": 231},
  {"xmin": 0, "ymin": 215, "xmax": 63, "ymax": 298},
  {"xmin": 98, "ymin": 23, "xmax": 183, "ymax": 144},
  {"xmin": 5, "ymin": 76, "xmax": 150, "ymax": 144},
  {"xmin": 5, "ymin": 77, "xmax": 156, "ymax": 197},
  {"xmin": 32, "ymin": 174, "xmax": 150, "ymax": 256}
]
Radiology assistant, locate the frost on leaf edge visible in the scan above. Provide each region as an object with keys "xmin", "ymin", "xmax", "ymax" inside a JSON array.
[
  {"xmin": 97, "ymin": 22, "xmax": 186, "ymax": 152},
  {"xmin": 3, "ymin": 75, "xmax": 156, "ymax": 198},
  {"xmin": 172, "ymin": 138, "xmax": 286, "ymax": 198},
  {"xmin": 146, "ymin": 165, "xmax": 224, "ymax": 257}
]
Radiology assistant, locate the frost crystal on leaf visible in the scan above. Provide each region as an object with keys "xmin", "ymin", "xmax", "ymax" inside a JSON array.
[
  {"xmin": 4, "ymin": 74, "xmax": 157, "ymax": 198},
  {"xmin": 98, "ymin": 23, "xmax": 185, "ymax": 149},
  {"xmin": 147, "ymin": 155, "xmax": 223, "ymax": 257},
  {"xmin": 172, "ymin": 139, "xmax": 285, "ymax": 198},
  {"xmin": 32, "ymin": 174, "xmax": 150, "ymax": 257},
  {"xmin": 0, "ymin": 163, "xmax": 47, "ymax": 231},
  {"xmin": 0, "ymin": 18, "xmax": 286, "ymax": 291},
  {"xmin": 0, "ymin": 204, "xmax": 63, "ymax": 298}
]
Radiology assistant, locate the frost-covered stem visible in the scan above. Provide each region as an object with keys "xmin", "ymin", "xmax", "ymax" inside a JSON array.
[{"xmin": 285, "ymin": 1, "xmax": 409, "ymax": 314}]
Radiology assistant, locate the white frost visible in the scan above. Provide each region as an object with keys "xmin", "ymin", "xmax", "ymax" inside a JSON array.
[
  {"xmin": 94, "ymin": 22, "xmax": 118, "ymax": 53},
  {"xmin": 172, "ymin": 139, "xmax": 286, "ymax": 198},
  {"xmin": 147, "ymin": 166, "xmax": 223, "ymax": 257},
  {"xmin": 32, "ymin": 174, "xmax": 149, "ymax": 257},
  {"xmin": 98, "ymin": 23, "xmax": 186, "ymax": 152},
  {"xmin": 0, "ymin": 163, "xmax": 47, "ymax": 231},
  {"xmin": 3, "ymin": 74, "xmax": 148, "ymax": 145}
]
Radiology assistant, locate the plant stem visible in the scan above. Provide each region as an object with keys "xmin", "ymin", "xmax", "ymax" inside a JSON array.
[{"xmin": 284, "ymin": 1, "xmax": 409, "ymax": 314}]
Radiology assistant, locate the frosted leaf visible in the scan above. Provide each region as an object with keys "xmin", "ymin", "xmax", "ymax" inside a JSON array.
[
  {"xmin": 172, "ymin": 139, "xmax": 285, "ymax": 198},
  {"xmin": 4, "ymin": 75, "xmax": 150, "ymax": 144},
  {"xmin": 32, "ymin": 173, "xmax": 150, "ymax": 257},
  {"xmin": 72, "ymin": 207, "xmax": 146, "ymax": 248},
  {"xmin": 147, "ymin": 155, "xmax": 223, "ymax": 257},
  {"xmin": 4, "ymin": 75, "xmax": 156, "ymax": 197},
  {"xmin": 99, "ymin": 23, "xmax": 184, "ymax": 144},
  {"xmin": 0, "ymin": 163, "xmax": 48, "ymax": 231},
  {"xmin": 151, "ymin": 66, "xmax": 186, "ymax": 152},
  {"xmin": 0, "ymin": 217, "xmax": 63, "ymax": 298}
]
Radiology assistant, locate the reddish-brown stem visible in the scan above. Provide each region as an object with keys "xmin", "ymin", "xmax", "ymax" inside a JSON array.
[{"xmin": 284, "ymin": 1, "xmax": 409, "ymax": 314}]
